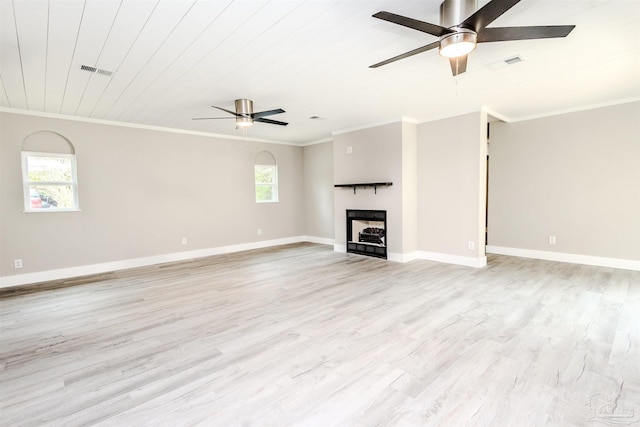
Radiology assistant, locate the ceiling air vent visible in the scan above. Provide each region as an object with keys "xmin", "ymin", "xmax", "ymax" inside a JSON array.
[
  {"xmin": 80, "ymin": 64, "xmax": 97, "ymax": 73},
  {"xmin": 504, "ymin": 55, "xmax": 524, "ymax": 65},
  {"xmin": 96, "ymin": 68, "xmax": 113, "ymax": 77},
  {"xmin": 80, "ymin": 64, "xmax": 114, "ymax": 77},
  {"xmin": 485, "ymin": 55, "xmax": 526, "ymax": 70}
]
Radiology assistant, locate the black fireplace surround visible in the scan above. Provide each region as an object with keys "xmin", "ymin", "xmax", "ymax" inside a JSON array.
[{"xmin": 346, "ymin": 209, "xmax": 387, "ymax": 259}]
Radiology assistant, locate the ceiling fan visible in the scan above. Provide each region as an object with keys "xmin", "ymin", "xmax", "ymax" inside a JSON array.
[
  {"xmin": 193, "ymin": 99, "xmax": 288, "ymax": 128},
  {"xmin": 370, "ymin": 0, "xmax": 575, "ymax": 76}
]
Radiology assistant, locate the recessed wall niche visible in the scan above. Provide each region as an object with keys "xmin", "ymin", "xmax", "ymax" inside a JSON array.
[
  {"xmin": 22, "ymin": 130, "xmax": 75, "ymax": 154},
  {"xmin": 254, "ymin": 150, "xmax": 276, "ymax": 166}
]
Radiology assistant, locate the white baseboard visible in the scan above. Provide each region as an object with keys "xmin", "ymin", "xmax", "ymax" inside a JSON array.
[
  {"xmin": 417, "ymin": 251, "xmax": 487, "ymax": 268},
  {"xmin": 0, "ymin": 236, "xmax": 331, "ymax": 288},
  {"xmin": 388, "ymin": 251, "xmax": 421, "ymax": 263},
  {"xmin": 387, "ymin": 252, "xmax": 404, "ymax": 263},
  {"xmin": 302, "ymin": 236, "xmax": 335, "ymax": 246},
  {"xmin": 333, "ymin": 246, "xmax": 485, "ymax": 267},
  {"xmin": 486, "ymin": 245, "xmax": 640, "ymax": 271}
]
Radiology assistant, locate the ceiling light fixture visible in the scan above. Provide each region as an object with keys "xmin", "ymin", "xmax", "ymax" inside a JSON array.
[
  {"xmin": 235, "ymin": 117, "xmax": 253, "ymax": 128},
  {"xmin": 235, "ymin": 99, "xmax": 254, "ymax": 128},
  {"xmin": 439, "ymin": 29, "xmax": 477, "ymax": 58},
  {"xmin": 193, "ymin": 99, "xmax": 287, "ymax": 127}
]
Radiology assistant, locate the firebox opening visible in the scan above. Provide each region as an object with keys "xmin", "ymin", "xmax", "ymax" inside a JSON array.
[{"xmin": 346, "ymin": 209, "xmax": 387, "ymax": 259}]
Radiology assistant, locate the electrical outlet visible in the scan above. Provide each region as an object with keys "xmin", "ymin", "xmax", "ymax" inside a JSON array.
[
  {"xmin": 549, "ymin": 236, "xmax": 556, "ymax": 245},
  {"xmin": 181, "ymin": 237, "xmax": 187, "ymax": 245},
  {"xmin": 13, "ymin": 259, "xmax": 23, "ymax": 269},
  {"xmin": 257, "ymin": 228, "xmax": 262, "ymax": 235},
  {"xmin": 347, "ymin": 146, "xmax": 353, "ymax": 154},
  {"xmin": 468, "ymin": 241, "xmax": 475, "ymax": 250}
]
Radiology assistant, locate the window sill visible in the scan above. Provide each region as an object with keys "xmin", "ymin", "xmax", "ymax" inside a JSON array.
[
  {"xmin": 256, "ymin": 200, "xmax": 279, "ymax": 204},
  {"xmin": 23, "ymin": 208, "xmax": 82, "ymax": 213}
]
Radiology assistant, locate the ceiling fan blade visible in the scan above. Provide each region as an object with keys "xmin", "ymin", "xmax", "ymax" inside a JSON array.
[
  {"xmin": 477, "ymin": 25, "xmax": 575, "ymax": 42},
  {"xmin": 212, "ymin": 106, "xmax": 238, "ymax": 116},
  {"xmin": 255, "ymin": 117, "xmax": 288, "ymax": 126},
  {"xmin": 449, "ymin": 55, "xmax": 468, "ymax": 76},
  {"xmin": 192, "ymin": 117, "xmax": 234, "ymax": 120},
  {"xmin": 370, "ymin": 41, "xmax": 440, "ymax": 68},
  {"xmin": 373, "ymin": 11, "xmax": 453, "ymax": 37},
  {"xmin": 460, "ymin": 0, "xmax": 521, "ymax": 32},
  {"xmin": 252, "ymin": 108, "xmax": 285, "ymax": 119}
]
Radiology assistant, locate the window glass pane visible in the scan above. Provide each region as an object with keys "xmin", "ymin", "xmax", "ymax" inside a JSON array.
[
  {"xmin": 255, "ymin": 165, "xmax": 274, "ymax": 184},
  {"xmin": 22, "ymin": 152, "xmax": 78, "ymax": 211},
  {"xmin": 254, "ymin": 163, "xmax": 277, "ymax": 202},
  {"xmin": 27, "ymin": 155, "xmax": 72, "ymax": 182},
  {"xmin": 29, "ymin": 185, "xmax": 75, "ymax": 209},
  {"xmin": 256, "ymin": 185, "xmax": 273, "ymax": 202}
]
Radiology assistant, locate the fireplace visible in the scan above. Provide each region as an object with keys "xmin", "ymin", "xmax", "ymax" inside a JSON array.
[{"xmin": 346, "ymin": 209, "xmax": 387, "ymax": 259}]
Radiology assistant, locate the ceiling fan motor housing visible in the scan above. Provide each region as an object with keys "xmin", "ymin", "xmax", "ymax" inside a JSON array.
[
  {"xmin": 440, "ymin": 0, "xmax": 476, "ymax": 27},
  {"xmin": 235, "ymin": 98, "xmax": 253, "ymax": 127},
  {"xmin": 235, "ymin": 99, "xmax": 253, "ymax": 116},
  {"xmin": 439, "ymin": 0, "xmax": 478, "ymax": 57}
]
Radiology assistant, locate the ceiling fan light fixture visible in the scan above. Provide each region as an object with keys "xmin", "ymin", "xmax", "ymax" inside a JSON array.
[
  {"xmin": 195, "ymin": 98, "xmax": 287, "ymax": 127},
  {"xmin": 235, "ymin": 99, "xmax": 254, "ymax": 128},
  {"xmin": 235, "ymin": 116, "xmax": 253, "ymax": 127},
  {"xmin": 439, "ymin": 30, "xmax": 477, "ymax": 58}
]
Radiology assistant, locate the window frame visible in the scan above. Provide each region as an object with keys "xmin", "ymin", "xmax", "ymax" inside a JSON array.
[
  {"xmin": 254, "ymin": 164, "xmax": 278, "ymax": 203},
  {"xmin": 21, "ymin": 151, "xmax": 80, "ymax": 213}
]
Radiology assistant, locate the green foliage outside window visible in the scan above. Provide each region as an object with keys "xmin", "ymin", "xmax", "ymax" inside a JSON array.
[{"xmin": 255, "ymin": 165, "xmax": 277, "ymax": 202}]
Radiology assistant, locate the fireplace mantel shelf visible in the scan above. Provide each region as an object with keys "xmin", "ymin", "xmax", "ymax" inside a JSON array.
[{"xmin": 334, "ymin": 182, "xmax": 393, "ymax": 194}]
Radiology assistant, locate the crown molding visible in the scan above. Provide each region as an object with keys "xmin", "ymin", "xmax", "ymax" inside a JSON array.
[
  {"xmin": 0, "ymin": 107, "xmax": 303, "ymax": 147},
  {"xmin": 332, "ymin": 117, "xmax": 410, "ymax": 136},
  {"xmin": 299, "ymin": 136, "xmax": 333, "ymax": 147},
  {"xmin": 497, "ymin": 97, "xmax": 640, "ymax": 123}
]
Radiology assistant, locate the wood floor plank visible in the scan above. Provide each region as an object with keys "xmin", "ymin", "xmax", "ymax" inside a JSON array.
[{"xmin": 1, "ymin": 243, "xmax": 639, "ymax": 426}]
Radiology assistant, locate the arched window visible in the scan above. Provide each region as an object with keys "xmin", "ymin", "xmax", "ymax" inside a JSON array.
[
  {"xmin": 21, "ymin": 131, "xmax": 79, "ymax": 212},
  {"xmin": 254, "ymin": 151, "xmax": 278, "ymax": 203}
]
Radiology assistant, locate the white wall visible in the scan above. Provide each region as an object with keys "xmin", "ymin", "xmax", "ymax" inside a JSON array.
[
  {"xmin": 488, "ymin": 101, "xmax": 640, "ymax": 266},
  {"xmin": 331, "ymin": 116, "xmax": 486, "ymax": 266},
  {"xmin": 0, "ymin": 112, "xmax": 305, "ymax": 283},
  {"xmin": 332, "ymin": 122, "xmax": 405, "ymax": 257},
  {"xmin": 302, "ymin": 141, "xmax": 334, "ymax": 241},
  {"xmin": 6, "ymin": 100, "xmax": 635, "ymax": 285},
  {"xmin": 417, "ymin": 112, "xmax": 487, "ymax": 263},
  {"xmin": 401, "ymin": 121, "xmax": 418, "ymax": 255}
]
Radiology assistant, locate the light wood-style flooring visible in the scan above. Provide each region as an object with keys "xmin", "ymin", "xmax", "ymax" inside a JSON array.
[{"xmin": 1, "ymin": 243, "xmax": 639, "ymax": 426}]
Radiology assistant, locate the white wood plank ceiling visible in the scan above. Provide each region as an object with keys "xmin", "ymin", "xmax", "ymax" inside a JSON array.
[{"xmin": 1, "ymin": 0, "xmax": 639, "ymax": 144}]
